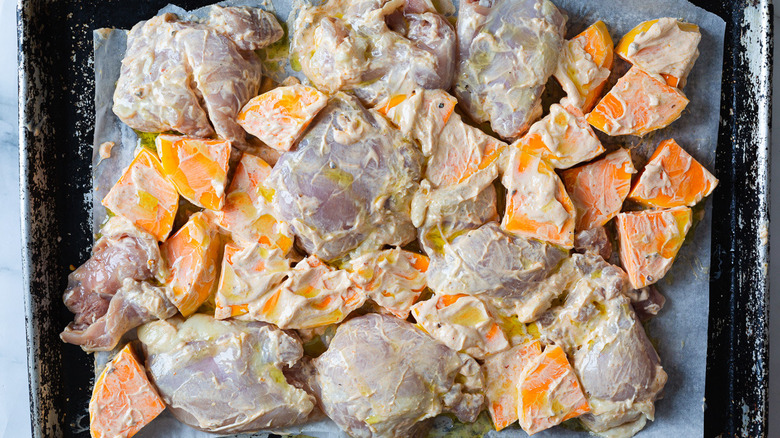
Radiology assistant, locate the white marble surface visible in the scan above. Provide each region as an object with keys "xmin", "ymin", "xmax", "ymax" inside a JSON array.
[
  {"xmin": 0, "ymin": 1, "xmax": 777, "ymax": 438},
  {"xmin": 0, "ymin": 0, "xmax": 31, "ymax": 435}
]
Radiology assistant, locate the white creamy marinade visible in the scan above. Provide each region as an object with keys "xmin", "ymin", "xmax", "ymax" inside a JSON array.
[
  {"xmin": 554, "ymin": 39, "xmax": 611, "ymax": 109},
  {"xmin": 624, "ymin": 17, "xmax": 701, "ymax": 86}
]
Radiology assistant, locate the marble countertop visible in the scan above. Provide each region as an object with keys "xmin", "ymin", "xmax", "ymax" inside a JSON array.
[{"xmin": 0, "ymin": 0, "xmax": 778, "ymax": 437}]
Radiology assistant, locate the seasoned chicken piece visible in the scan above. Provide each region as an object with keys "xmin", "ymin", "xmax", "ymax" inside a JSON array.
[
  {"xmin": 454, "ymin": 0, "xmax": 566, "ymax": 139},
  {"xmin": 625, "ymin": 285, "xmax": 666, "ymax": 321},
  {"xmin": 61, "ymin": 279, "xmax": 176, "ymax": 351},
  {"xmin": 293, "ymin": 0, "xmax": 456, "ymax": 107},
  {"xmin": 204, "ymin": 5, "xmax": 284, "ymax": 52},
  {"xmin": 267, "ymin": 93, "xmax": 423, "ymax": 262},
  {"xmin": 574, "ymin": 226, "xmax": 613, "ymax": 261},
  {"xmin": 301, "ymin": 313, "xmax": 484, "ymax": 437},
  {"xmin": 426, "ymin": 222, "xmax": 569, "ymax": 322},
  {"xmin": 538, "ymin": 254, "xmax": 667, "ymax": 437},
  {"xmin": 138, "ymin": 314, "xmax": 316, "ymax": 434},
  {"xmin": 113, "ymin": 9, "xmax": 280, "ymax": 144},
  {"xmin": 61, "ymin": 216, "xmax": 171, "ymax": 351}
]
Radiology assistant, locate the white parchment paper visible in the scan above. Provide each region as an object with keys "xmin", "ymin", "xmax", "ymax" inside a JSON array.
[{"xmin": 91, "ymin": 0, "xmax": 725, "ymax": 436}]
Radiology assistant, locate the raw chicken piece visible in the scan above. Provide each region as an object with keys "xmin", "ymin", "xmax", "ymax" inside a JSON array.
[
  {"xmin": 574, "ymin": 226, "xmax": 613, "ymax": 261},
  {"xmin": 204, "ymin": 5, "xmax": 284, "ymax": 52},
  {"xmin": 454, "ymin": 0, "xmax": 566, "ymax": 139},
  {"xmin": 301, "ymin": 313, "xmax": 484, "ymax": 437},
  {"xmin": 113, "ymin": 8, "xmax": 281, "ymax": 144},
  {"xmin": 138, "ymin": 314, "xmax": 316, "ymax": 434},
  {"xmin": 61, "ymin": 280, "xmax": 176, "ymax": 351},
  {"xmin": 292, "ymin": 0, "xmax": 456, "ymax": 107},
  {"xmin": 538, "ymin": 254, "xmax": 667, "ymax": 437},
  {"xmin": 267, "ymin": 93, "xmax": 423, "ymax": 262},
  {"xmin": 625, "ymin": 285, "xmax": 666, "ymax": 321},
  {"xmin": 61, "ymin": 216, "xmax": 171, "ymax": 351},
  {"xmin": 412, "ymin": 180, "xmax": 499, "ymax": 255},
  {"xmin": 426, "ymin": 222, "xmax": 569, "ymax": 322}
]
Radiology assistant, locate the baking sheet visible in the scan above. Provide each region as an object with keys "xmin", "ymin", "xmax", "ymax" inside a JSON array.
[{"xmin": 89, "ymin": 0, "xmax": 725, "ymax": 436}]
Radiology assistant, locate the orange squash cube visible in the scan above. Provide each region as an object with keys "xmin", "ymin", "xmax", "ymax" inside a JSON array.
[
  {"xmin": 161, "ymin": 212, "xmax": 222, "ymax": 317},
  {"xmin": 517, "ymin": 104, "xmax": 605, "ymax": 169},
  {"xmin": 555, "ymin": 21, "xmax": 614, "ymax": 112},
  {"xmin": 483, "ymin": 341, "xmax": 544, "ymax": 431},
  {"xmin": 247, "ymin": 256, "xmax": 367, "ymax": 330},
  {"xmin": 216, "ymin": 153, "xmax": 294, "ymax": 254},
  {"xmin": 237, "ymin": 84, "xmax": 328, "ymax": 152},
  {"xmin": 616, "ymin": 206, "xmax": 692, "ymax": 288},
  {"xmin": 102, "ymin": 149, "xmax": 178, "ymax": 242},
  {"xmin": 379, "ymin": 89, "xmax": 458, "ymax": 156},
  {"xmin": 587, "ymin": 66, "xmax": 689, "ymax": 137},
  {"xmin": 562, "ymin": 148, "xmax": 636, "ymax": 231},
  {"xmin": 411, "ymin": 294, "xmax": 509, "ymax": 359},
  {"xmin": 157, "ymin": 135, "xmax": 231, "ymax": 210},
  {"xmin": 346, "ymin": 248, "xmax": 428, "ymax": 319},
  {"xmin": 628, "ymin": 139, "xmax": 718, "ymax": 208},
  {"xmin": 502, "ymin": 149, "xmax": 576, "ymax": 248},
  {"xmin": 89, "ymin": 343, "xmax": 165, "ymax": 438},
  {"xmin": 615, "ymin": 18, "xmax": 701, "ymax": 88},
  {"xmin": 214, "ymin": 241, "xmax": 291, "ymax": 319},
  {"xmin": 517, "ymin": 344, "xmax": 590, "ymax": 435}
]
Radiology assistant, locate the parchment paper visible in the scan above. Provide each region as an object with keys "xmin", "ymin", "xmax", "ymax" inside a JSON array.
[{"xmin": 91, "ymin": 0, "xmax": 725, "ymax": 436}]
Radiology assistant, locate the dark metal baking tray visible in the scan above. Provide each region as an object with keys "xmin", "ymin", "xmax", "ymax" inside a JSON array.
[{"xmin": 18, "ymin": 0, "xmax": 773, "ymax": 436}]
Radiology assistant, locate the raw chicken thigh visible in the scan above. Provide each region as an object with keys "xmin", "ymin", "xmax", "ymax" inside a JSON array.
[
  {"xmin": 267, "ymin": 93, "xmax": 423, "ymax": 261},
  {"xmin": 539, "ymin": 254, "xmax": 667, "ymax": 437},
  {"xmin": 113, "ymin": 7, "xmax": 282, "ymax": 144},
  {"xmin": 138, "ymin": 314, "xmax": 316, "ymax": 434},
  {"xmin": 301, "ymin": 313, "xmax": 484, "ymax": 438},
  {"xmin": 293, "ymin": 0, "xmax": 457, "ymax": 106},
  {"xmin": 454, "ymin": 0, "xmax": 566, "ymax": 139},
  {"xmin": 61, "ymin": 216, "xmax": 175, "ymax": 351},
  {"xmin": 426, "ymin": 222, "xmax": 569, "ymax": 321}
]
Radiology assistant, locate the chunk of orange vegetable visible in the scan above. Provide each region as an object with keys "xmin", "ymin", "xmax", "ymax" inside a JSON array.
[
  {"xmin": 216, "ymin": 153, "xmax": 294, "ymax": 254},
  {"xmin": 562, "ymin": 148, "xmax": 636, "ymax": 231},
  {"xmin": 161, "ymin": 212, "xmax": 222, "ymax": 317},
  {"xmin": 379, "ymin": 89, "xmax": 458, "ymax": 156},
  {"xmin": 214, "ymin": 241, "xmax": 290, "ymax": 319},
  {"xmin": 502, "ymin": 149, "xmax": 576, "ymax": 248},
  {"xmin": 615, "ymin": 18, "xmax": 701, "ymax": 88},
  {"xmin": 247, "ymin": 256, "xmax": 367, "ymax": 329},
  {"xmin": 89, "ymin": 343, "xmax": 165, "ymax": 438},
  {"xmin": 616, "ymin": 206, "xmax": 692, "ymax": 288},
  {"xmin": 102, "ymin": 149, "xmax": 178, "ymax": 242},
  {"xmin": 156, "ymin": 135, "xmax": 231, "ymax": 210},
  {"xmin": 517, "ymin": 344, "xmax": 590, "ymax": 435},
  {"xmin": 628, "ymin": 139, "xmax": 718, "ymax": 208},
  {"xmin": 483, "ymin": 342, "xmax": 543, "ymax": 431},
  {"xmin": 555, "ymin": 21, "xmax": 614, "ymax": 112},
  {"xmin": 517, "ymin": 104, "xmax": 605, "ymax": 169},
  {"xmin": 426, "ymin": 115, "xmax": 507, "ymax": 188},
  {"xmin": 411, "ymin": 293, "xmax": 509, "ymax": 359},
  {"xmin": 587, "ymin": 66, "xmax": 689, "ymax": 137},
  {"xmin": 345, "ymin": 248, "xmax": 428, "ymax": 318},
  {"xmin": 237, "ymin": 84, "xmax": 328, "ymax": 152}
]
